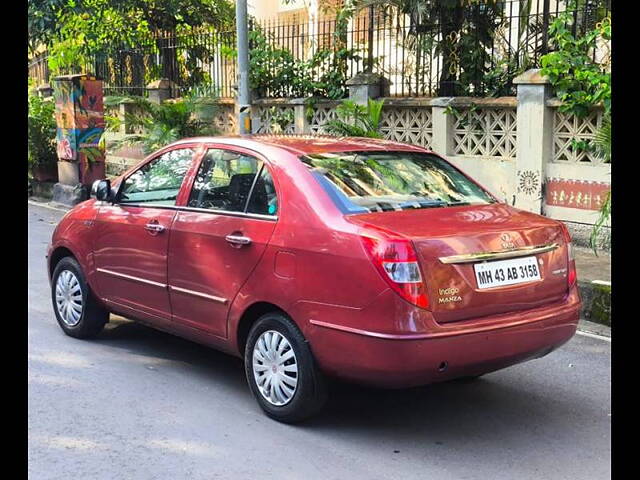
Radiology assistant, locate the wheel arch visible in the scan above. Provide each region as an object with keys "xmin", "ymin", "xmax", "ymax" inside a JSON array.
[
  {"xmin": 235, "ymin": 301, "xmax": 293, "ymax": 356},
  {"xmin": 48, "ymin": 245, "xmax": 77, "ymax": 279}
]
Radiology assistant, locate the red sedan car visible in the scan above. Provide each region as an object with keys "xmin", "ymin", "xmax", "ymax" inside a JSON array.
[{"xmin": 47, "ymin": 135, "xmax": 580, "ymax": 422}]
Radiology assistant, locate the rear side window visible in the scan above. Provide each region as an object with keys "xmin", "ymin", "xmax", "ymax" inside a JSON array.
[
  {"xmin": 119, "ymin": 148, "xmax": 195, "ymax": 206},
  {"xmin": 302, "ymin": 151, "xmax": 495, "ymax": 214},
  {"xmin": 188, "ymin": 148, "xmax": 278, "ymax": 216},
  {"xmin": 246, "ymin": 166, "xmax": 278, "ymax": 216}
]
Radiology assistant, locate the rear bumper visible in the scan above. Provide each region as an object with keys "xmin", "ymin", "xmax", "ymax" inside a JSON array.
[{"xmin": 305, "ymin": 287, "xmax": 580, "ymax": 388}]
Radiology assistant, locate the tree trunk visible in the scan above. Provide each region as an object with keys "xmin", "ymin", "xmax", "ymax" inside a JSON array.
[
  {"xmin": 157, "ymin": 31, "xmax": 178, "ymax": 91},
  {"xmin": 437, "ymin": 5, "xmax": 464, "ymax": 96}
]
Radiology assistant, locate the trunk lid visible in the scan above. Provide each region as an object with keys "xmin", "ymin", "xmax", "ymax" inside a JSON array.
[{"xmin": 350, "ymin": 203, "xmax": 569, "ymax": 323}]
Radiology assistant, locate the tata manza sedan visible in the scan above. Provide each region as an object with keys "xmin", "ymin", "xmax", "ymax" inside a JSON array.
[{"xmin": 47, "ymin": 135, "xmax": 580, "ymax": 422}]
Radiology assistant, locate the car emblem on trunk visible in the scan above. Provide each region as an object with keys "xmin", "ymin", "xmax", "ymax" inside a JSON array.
[
  {"xmin": 500, "ymin": 233, "xmax": 516, "ymax": 250},
  {"xmin": 438, "ymin": 287, "xmax": 462, "ymax": 304}
]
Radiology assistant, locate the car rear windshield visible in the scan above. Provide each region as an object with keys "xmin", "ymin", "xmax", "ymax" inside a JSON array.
[{"xmin": 301, "ymin": 151, "xmax": 496, "ymax": 214}]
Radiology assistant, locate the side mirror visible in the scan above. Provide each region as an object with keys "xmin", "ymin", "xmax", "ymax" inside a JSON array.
[{"xmin": 91, "ymin": 179, "xmax": 113, "ymax": 202}]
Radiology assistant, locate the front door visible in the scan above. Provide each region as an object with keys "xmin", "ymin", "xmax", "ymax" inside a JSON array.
[
  {"xmin": 93, "ymin": 146, "xmax": 198, "ymax": 322},
  {"xmin": 167, "ymin": 147, "xmax": 279, "ymax": 337}
]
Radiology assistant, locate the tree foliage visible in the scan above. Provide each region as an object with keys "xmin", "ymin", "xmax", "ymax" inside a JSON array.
[
  {"xmin": 29, "ymin": 0, "xmax": 235, "ymax": 75},
  {"xmin": 540, "ymin": 8, "xmax": 611, "ymax": 118}
]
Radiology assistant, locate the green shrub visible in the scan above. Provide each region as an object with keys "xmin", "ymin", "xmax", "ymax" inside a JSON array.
[{"xmin": 28, "ymin": 89, "xmax": 58, "ymax": 172}]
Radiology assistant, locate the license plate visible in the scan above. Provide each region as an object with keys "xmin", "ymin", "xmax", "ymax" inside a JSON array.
[{"xmin": 474, "ymin": 256, "xmax": 541, "ymax": 289}]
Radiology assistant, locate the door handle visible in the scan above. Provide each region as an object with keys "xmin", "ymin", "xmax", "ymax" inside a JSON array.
[
  {"xmin": 144, "ymin": 222, "xmax": 166, "ymax": 234},
  {"xmin": 225, "ymin": 234, "xmax": 252, "ymax": 246}
]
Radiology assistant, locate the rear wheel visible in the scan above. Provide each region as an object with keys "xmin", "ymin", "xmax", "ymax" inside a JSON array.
[
  {"xmin": 51, "ymin": 257, "xmax": 108, "ymax": 338},
  {"xmin": 244, "ymin": 312, "xmax": 327, "ymax": 423}
]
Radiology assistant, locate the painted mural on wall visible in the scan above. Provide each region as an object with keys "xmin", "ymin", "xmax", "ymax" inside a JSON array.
[
  {"xmin": 545, "ymin": 178, "xmax": 610, "ymax": 211},
  {"xmin": 53, "ymin": 75, "xmax": 106, "ymax": 184}
]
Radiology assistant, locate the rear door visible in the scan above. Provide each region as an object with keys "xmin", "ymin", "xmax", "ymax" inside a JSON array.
[
  {"xmin": 167, "ymin": 146, "xmax": 278, "ymax": 337},
  {"xmin": 93, "ymin": 146, "xmax": 199, "ymax": 322}
]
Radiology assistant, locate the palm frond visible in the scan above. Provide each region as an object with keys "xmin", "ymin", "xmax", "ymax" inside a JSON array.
[
  {"xmin": 594, "ymin": 114, "xmax": 611, "ymax": 162},
  {"xmin": 324, "ymin": 119, "xmax": 369, "ymax": 137},
  {"xmin": 324, "ymin": 98, "xmax": 385, "ymax": 138},
  {"xmin": 104, "ymin": 92, "xmax": 221, "ymax": 154}
]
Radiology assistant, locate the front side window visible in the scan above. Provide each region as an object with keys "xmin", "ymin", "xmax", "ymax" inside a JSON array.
[
  {"xmin": 119, "ymin": 148, "xmax": 195, "ymax": 205},
  {"xmin": 302, "ymin": 151, "xmax": 495, "ymax": 214},
  {"xmin": 188, "ymin": 149, "xmax": 278, "ymax": 215}
]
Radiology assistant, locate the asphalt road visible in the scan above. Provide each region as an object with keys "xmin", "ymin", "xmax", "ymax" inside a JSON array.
[{"xmin": 28, "ymin": 203, "xmax": 611, "ymax": 480}]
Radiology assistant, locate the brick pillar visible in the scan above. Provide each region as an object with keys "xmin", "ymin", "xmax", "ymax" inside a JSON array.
[{"xmin": 513, "ymin": 69, "xmax": 554, "ymax": 213}]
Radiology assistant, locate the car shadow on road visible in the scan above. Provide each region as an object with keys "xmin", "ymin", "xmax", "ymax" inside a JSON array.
[
  {"xmin": 93, "ymin": 316, "xmax": 581, "ymax": 442},
  {"xmin": 93, "ymin": 316, "xmax": 248, "ymax": 395}
]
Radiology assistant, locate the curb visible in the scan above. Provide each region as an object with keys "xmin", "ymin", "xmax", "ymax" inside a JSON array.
[
  {"xmin": 577, "ymin": 318, "xmax": 611, "ymax": 340},
  {"xmin": 28, "ymin": 199, "xmax": 71, "ymax": 213}
]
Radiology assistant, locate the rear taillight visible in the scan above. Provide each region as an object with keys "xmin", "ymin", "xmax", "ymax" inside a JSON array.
[
  {"xmin": 560, "ymin": 224, "xmax": 577, "ymax": 288},
  {"xmin": 361, "ymin": 231, "xmax": 429, "ymax": 309}
]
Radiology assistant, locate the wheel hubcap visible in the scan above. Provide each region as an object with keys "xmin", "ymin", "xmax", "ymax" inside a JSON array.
[
  {"xmin": 252, "ymin": 330, "xmax": 298, "ymax": 406},
  {"xmin": 55, "ymin": 270, "xmax": 83, "ymax": 327}
]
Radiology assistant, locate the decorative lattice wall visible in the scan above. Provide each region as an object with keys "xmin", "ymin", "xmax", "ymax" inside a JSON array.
[
  {"xmin": 379, "ymin": 106, "xmax": 433, "ymax": 149},
  {"xmin": 309, "ymin": 104, "xmax": 339, "ymax": 134},
  {"xmin": 255, "ymin": 105, "xmax": 296, "ymax": 134},
  {"xmin": 552, "ymin": 109, "xmax": 608, "ymax": 164},
  {"xmin": 212, "ymin": 104, "xmax": 237, "ymax": 135},
  {"xmin": 453, "ymin": 107, "xmax": 517, "ymax": 160}
]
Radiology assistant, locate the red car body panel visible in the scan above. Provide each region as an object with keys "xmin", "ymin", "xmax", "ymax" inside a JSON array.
[
  {"xmin": 93, "ymin": 204, "xmax": 177, "ymax": 320},
  {"xmin": 47, "ymin": 135, "xmax": 580, "ymax": 388},
  {"xmin": 168, "ymin": 210, "xmax": 277, "ymax": 337}
]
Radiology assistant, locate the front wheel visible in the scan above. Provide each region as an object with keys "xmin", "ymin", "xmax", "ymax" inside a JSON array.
[
  {"xmin": 51, "ymin": 257, "xmax": 108, "ymax": 339},
  {"xmin": 244, "ymin": 312, "xmax": 328, "ymax": 423}
]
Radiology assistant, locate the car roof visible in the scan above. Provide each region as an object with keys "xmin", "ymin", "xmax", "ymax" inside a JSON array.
[{"xmin": 170, "ymin": 134, "xmax": 432, "ymax": 157}]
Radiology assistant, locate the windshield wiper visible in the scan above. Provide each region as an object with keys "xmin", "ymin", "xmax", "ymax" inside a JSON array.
[
  {"xmin": 444, "ymin": 200, "xmax": 470, "ymax": 206},
  {"xmin": 398, "ymin": 200, "xmax": 447, "ymax": 210}
]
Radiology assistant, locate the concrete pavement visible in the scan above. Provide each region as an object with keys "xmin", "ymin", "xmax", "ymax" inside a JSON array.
[{"xmin": 28, "ymin": 203, "xmax": 611, "ymax": 480}]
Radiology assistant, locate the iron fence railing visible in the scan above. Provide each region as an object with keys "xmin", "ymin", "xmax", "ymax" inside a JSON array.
[
  {"xmin": 28, "ymin": 29, "xmax": 237, "ymax": 98},
  {"xmin": 27, "ymin": 0, "xmax": 610, "ymax": 99},
  {"xmin": 253, "ymin": 0, "xmax": 610, "ymax": 97}
]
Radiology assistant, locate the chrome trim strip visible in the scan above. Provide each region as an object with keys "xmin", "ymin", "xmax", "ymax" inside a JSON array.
[
  {"xmin": 310, "ymin": 320, "xmax": 412, "ymax": 339},
  {"xmin": 438, "ymin": 243, "xmax": 559, "ymax": 264},
  {"xmin": 96, "ymin": 268, "xmax": 167, "ymax": 288},
  {"xmin": 168, "ymin": 286, "xmax": 228, "ymax": 304},
  {"xmin": 179, "ymin": 206, "xmax": 278, "ymax": 221},
  {"xmin": 116, "ymin": 203, "xmax": 180, "ymax": 211},
  {"xmin": 309, "ymin": 299, "xmax": 579, "ymax": 339},
  {"xmin": 117, "ymin": 203, "xmax": 278, "ymax": 221}
]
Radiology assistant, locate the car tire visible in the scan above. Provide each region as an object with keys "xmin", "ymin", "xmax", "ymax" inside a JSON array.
[
  {"xmin": 244, "ymin": 312, "xmax": 328, "ymax": 423},
  {"xmin": 51, "ymin": 256, "xmax": 108, "ymax": 339}
]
